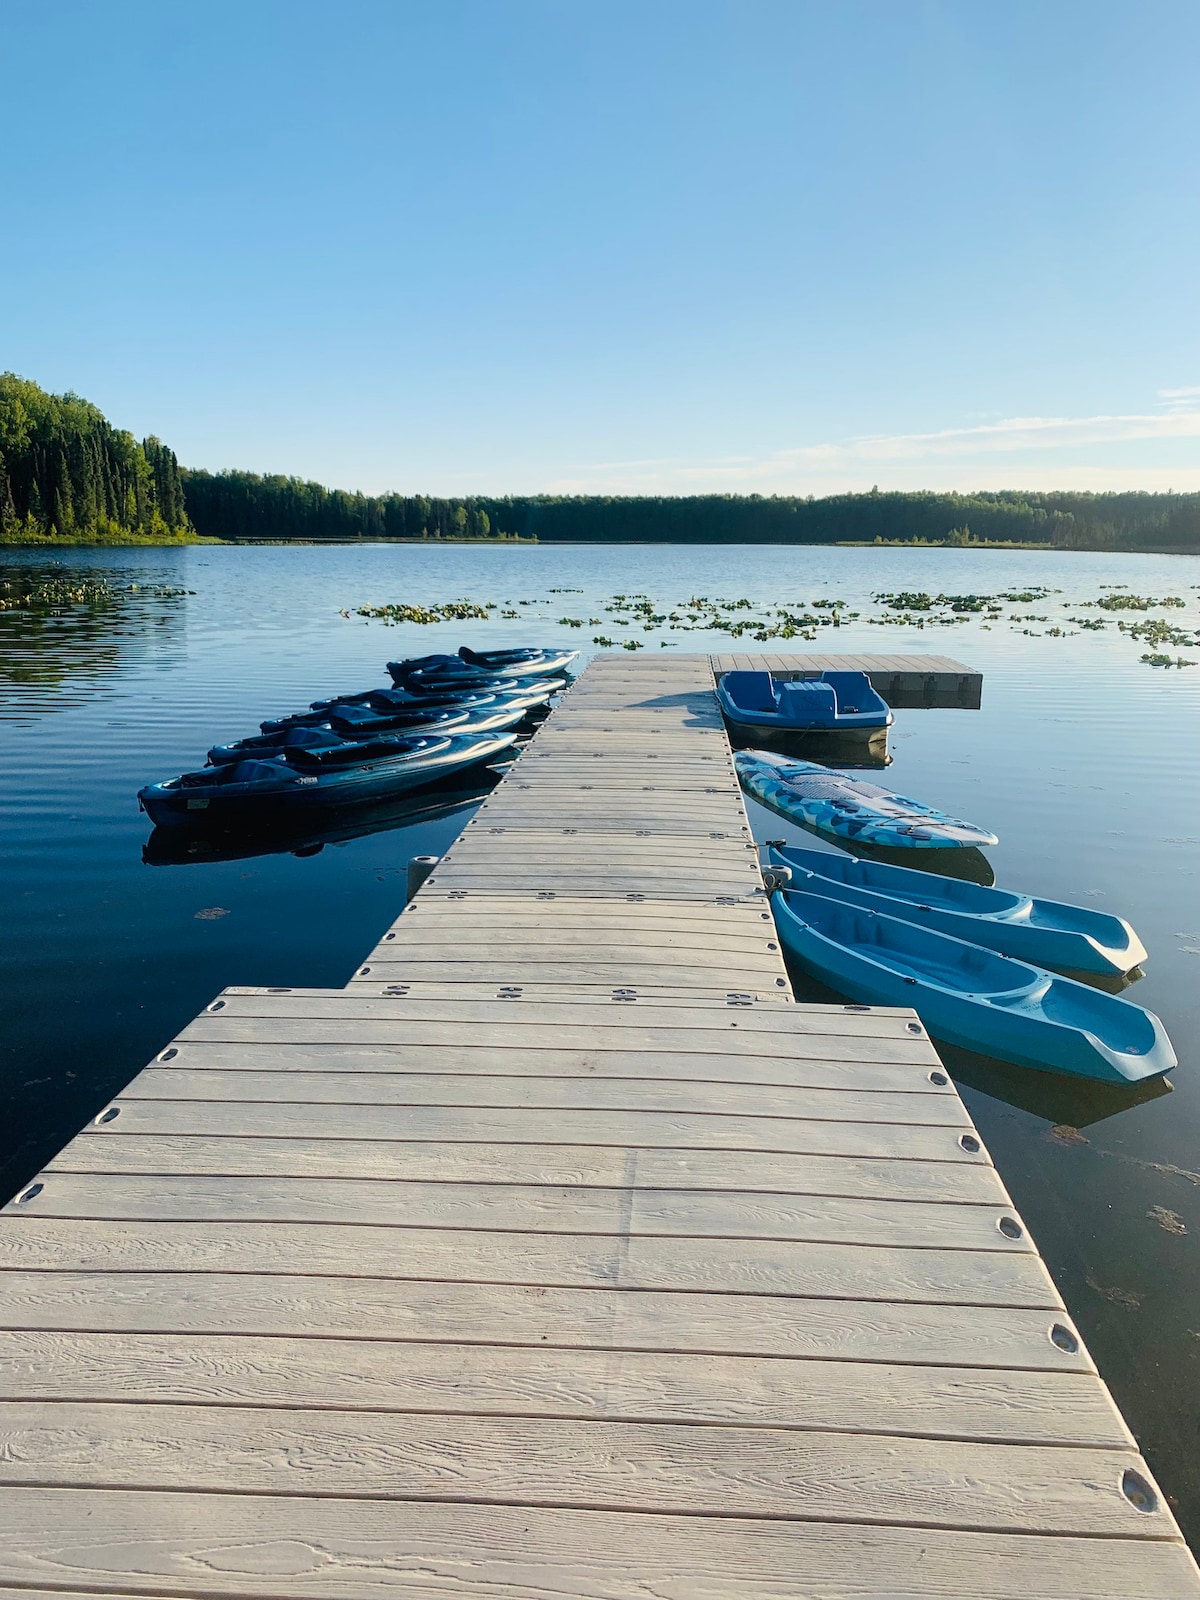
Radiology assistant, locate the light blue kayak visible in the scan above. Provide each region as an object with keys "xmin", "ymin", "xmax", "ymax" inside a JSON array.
[
  {"xmin": 766, "ymin": 843, "xmax": 1147, "ymax": 977},
  {"xmin": 737, "ymin": 749, "xmax": 998, "ymax": 849},
  {"xmin": 717, "ymin": 670, "xmax": 893, "ymax": 734},
  {"xmin": 771, "ymin": 887, "xmax": 1175, "ymax": 1083}
]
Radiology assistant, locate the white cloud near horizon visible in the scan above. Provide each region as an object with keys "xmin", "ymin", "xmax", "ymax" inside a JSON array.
[{"xmin": 543, "ymin": 392, "xmax": 1200, "ymax": 496}]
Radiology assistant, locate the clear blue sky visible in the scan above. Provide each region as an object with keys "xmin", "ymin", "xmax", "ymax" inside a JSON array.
[{"xmin": 3, "ymin": 1, "xmax": 1198, "ymax": 495}]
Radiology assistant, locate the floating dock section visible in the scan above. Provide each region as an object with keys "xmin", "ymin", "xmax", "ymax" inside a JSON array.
[
  {"xmin": 711, "ymin": 649, "xmax": 983, "ymax": 706},
  {"xmin": 1, "ymin": 651, "xmax": 1196, "ymax": 1599}
]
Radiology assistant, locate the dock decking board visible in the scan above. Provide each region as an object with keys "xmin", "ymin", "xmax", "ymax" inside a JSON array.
[{"xmin": 0, "ymin": 650, "xmax": 1193, "ymax": 1598}]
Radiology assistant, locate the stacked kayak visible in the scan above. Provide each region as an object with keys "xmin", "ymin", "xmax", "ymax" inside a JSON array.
[
  {"xmin": 262, "ymin": 682, "xmax": 550, "ymax": 736},
  {"xmin": 388, "ymin": 645, "xmax": 576, "ymax": 688},
  {"xmin": 737, "ymin": 749, "xmax": 997, "ymax": 849},
  {"xmin": 766, "ymin": 844, "xmax": 1146, "ymax": 976},
  {"xmin": 208, "ymin": 707, "xmax": 475, "ymax": 765},
  {"xmin": 718, "ymin": 670, "xmax": 893, "ymax": 735},
  {"xmin": 140, "ymin": 728, "xmax": 518, "ymax": 827},
  {"xmin": 770, "ymin": 887, "xmax": 1174, "ymax": 1084}
]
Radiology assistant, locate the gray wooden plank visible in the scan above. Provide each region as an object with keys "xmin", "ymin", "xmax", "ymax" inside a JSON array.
[
  {"xmin": 8, "ymin": 1174, "xmax": 1028, "ymax": 1251},
  {"xmin": 348, "ymin": 962, "xmax": 784, "ymax": 987},
  {"xmin": 205, "ymin": 993, "xmax": 925, "ymax": 1037},
  {"xmin": 146, "ymin": 1035, "xmax": 946, "ymax": 1076},
  {"xmin": 0, "ymin": 1402, "xmax": 1164, "ymax": 1535},
  {"xmin": 0, "ymin": 1271, "xmax": 1094, "ymax": 1370},
  {"xmin": 344, "ymin": 980, "xmax": 793, "ymax": 1003},
  {"xmin": 0, "ymin": 1490, "xmax": 1192, "ymax": 1600},
  {"xmin": 0, "ymin": 1330, "xmax": 1130, "ymax": 1446},
  {"xmin": 0, "ymin": 1220, "xmax": 1062, "ymax": 1305},
  {"xmin": 116, "ymin": 1069, "xmax": 962, "ymax": 1123},
  {"xmin": 39, "ymin": 1136, "xmax": 1008, "ymax": 1202},
  {"xmin": 78, "ymin": 1100, "xmax": 981, "ymax": 1152}
]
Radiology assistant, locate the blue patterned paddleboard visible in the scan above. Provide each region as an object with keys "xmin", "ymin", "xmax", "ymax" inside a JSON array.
[{"xmin": 736, "ymin": 749, "xmax": 998, "ymax": 849}]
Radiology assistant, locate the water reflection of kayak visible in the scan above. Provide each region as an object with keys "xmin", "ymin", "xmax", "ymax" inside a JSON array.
[{"xmin": 143, "ymin": 770, "xmax": 502, "ymax": 866}]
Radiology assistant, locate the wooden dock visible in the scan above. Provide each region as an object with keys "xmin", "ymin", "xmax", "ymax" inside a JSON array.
[{"xmin": 1, "ymin": 651, "xmax": 1196, "ymax": 1599}]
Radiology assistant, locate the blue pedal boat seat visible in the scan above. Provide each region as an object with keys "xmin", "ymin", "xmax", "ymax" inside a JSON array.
[{"xmin": 718, "ymin": 670, "xmax": 893, "ymax": 732}]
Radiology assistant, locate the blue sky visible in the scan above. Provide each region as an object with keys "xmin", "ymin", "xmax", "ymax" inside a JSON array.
[{"xmin": 3, "ymin": 1, "xmax": 1198, "ymax": 495}]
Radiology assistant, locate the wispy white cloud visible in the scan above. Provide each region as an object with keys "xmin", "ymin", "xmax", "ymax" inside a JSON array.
[
  {"xmin": 549, "ymin": 393, "xmax": 1200, "ymax": 495},
  {"xmin": 1158, "ymin": 385, "xmax": 1200, "ymax": 413}
]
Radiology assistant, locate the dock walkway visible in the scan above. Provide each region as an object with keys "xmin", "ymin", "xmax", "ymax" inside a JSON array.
[{"xmin": 1, "ymin": 652, "xmax": 1196, "ymax": 1599}]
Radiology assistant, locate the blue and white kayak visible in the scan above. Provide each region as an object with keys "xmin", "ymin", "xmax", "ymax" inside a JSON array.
[
  {"xmin": 766, "ymin": 844, "xmax": 1147, "ymax": 977},
  {"xmin": 139, "ymin": 728, "xmax": 517, "ymax": 827},
  {"xmin": 388, "ymin": 649, "xmax": 575, "ymax": 688},
  {"xmin": 737, "ymin": 749, "xmax": 997, "ymax": 849},
  {"xmin": 328, "ymin": 698, "xmax": 525, "ymax": 738},
  {"xmin": 324, "ymin": 677, "xmax": 557, "ymax": 709},
  {"xmin": 260, "ymin": 683, "xmax": 549, "ymax": 737},
  {"xmin": 771, "ymin": 888, "xmax": 1175, "ymax": 1083},
  {"xmin": 718, "ymin": 670, "xmax": 893, "ymax": 734},
  {"xmin": 208, "ymin": 707, "xmax": 478, "ymax": 765},
  {"xmin": 458, "ymin": 644, "xmax": 577, "ymax": 676}
]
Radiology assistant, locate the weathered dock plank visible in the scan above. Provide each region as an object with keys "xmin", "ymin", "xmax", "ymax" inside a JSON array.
[{"xmin": 0, "ymin": 650, "xmax": 1192, "ymax": 1600}]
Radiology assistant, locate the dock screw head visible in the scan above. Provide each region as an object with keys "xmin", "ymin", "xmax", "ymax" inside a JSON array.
[
  {"xmin": 1121, "ymin": 1469, "xmax": 1158, "ymax": 1513},
  {"xmin": 960, "ymin": 1133, "xmax": 981, "ymax": 1153},
  {"xmin": 1050, "ymin": 1323, "xmax": 1079, "ymax": 1353}
]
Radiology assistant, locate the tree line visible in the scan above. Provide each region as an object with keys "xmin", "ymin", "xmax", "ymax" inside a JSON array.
[
  {"xmin": 181, "ymin": 469, "xmax": 504, "ymax": 543},
  {"xmin": 1, "ymin": 374, "xmax": 189, "ymax": 541},
  {"xmin": 182, "ymin": 477, "xmax": 1200, "ymax": 550},
  {"xmin": 5, "ymin": 375, "xmax": 1199, "ymax": 549}
]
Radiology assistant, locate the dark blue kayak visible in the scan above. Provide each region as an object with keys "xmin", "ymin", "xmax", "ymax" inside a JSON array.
[
  {"xmin": 139, "ymin": 728, "xmax": 517, "ymax": 827},
  {"xmin": 329, "ymin": 698, "xmax": 525, "ymax": 738},
  {"xmin": 772, "ymin": 887, "xmax": 1175, "ymax": 1083},
  {"xmin": 388, "ymin": 646, "xmax": 577, "ymax": 685},
  {"xmin": 766, "ymin": 843, "xmax": 1147, "ymax": 977},
  {"xmin": 208, "ymin": 707, "xmax": 475, "ymax": 765},
  {"xmin": 260, "ymin": 682, "xmax": 549, "ymax": 736},
  {"xmin": 718, "ymin": 670, "xmax": 893, "ymax": 734}
]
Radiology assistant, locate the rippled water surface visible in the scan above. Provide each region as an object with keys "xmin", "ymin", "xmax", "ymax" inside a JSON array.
[{"xmin": 3, "ymin": 540, "xmax": 1200, "ymax": 1537}]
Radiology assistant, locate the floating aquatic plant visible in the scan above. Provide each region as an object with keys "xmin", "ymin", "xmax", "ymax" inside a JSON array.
[{"xmin": 342, "ymin": 600, "xmax": 490, "ymax": 625}]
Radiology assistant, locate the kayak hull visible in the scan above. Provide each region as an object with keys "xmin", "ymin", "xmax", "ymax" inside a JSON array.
[
  {"xmin": 140, "ymin": 730, "xmax": 517, "ymax": 828},
  {"xmin": 767, "ymin": 844, "xmax": 1147, "ymax": 976},
  {"xmin": 771, "ymin": 888, "xmax": 1175, "ymax": 1083},
  {"xmin": 738, "ymin": 749, "xmax": 998, "ymax": 849}
]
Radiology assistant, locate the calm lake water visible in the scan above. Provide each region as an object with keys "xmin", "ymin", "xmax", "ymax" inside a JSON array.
[{"xmin": 3, "ymin": 540, "xmax": 1200, "ymax": 1535}]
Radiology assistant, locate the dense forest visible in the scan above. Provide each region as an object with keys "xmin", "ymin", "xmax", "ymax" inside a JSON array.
[
  {"xmin": 1, "ymin": 374, "xmax": 190, "ymax": 542},
  {"xmin": 5, "ymin": 375, "xmax": 1199, "ymax": 549},
  {"xmin": 182, "ymin": 475, "xmax": 1200, "ymax": 550},
  {"xmin": 182, "ymin": 469, "xmax": 504, "ymax": 543}
]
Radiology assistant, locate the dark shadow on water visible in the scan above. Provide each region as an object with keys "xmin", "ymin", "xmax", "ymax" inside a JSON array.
[
  {"xmin": 725, "ymin": 722, "xmax": 892, "ymax": 768},
  {"xmin": 936, "ymin": 1041, "xmax": 1173, "ymax": 1128},
  {"xmin": 807, "ymin": 829, "xmax": 995, "ymax": 885},
  {"xmin": 143, "ymin": 770, "xmax": 503, "ymax": 867}
]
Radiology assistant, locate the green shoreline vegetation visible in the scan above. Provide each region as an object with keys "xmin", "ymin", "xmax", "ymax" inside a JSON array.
[{"xmin": 4, "ymin": 374, "xmax": 1200, "ymax": 551}]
